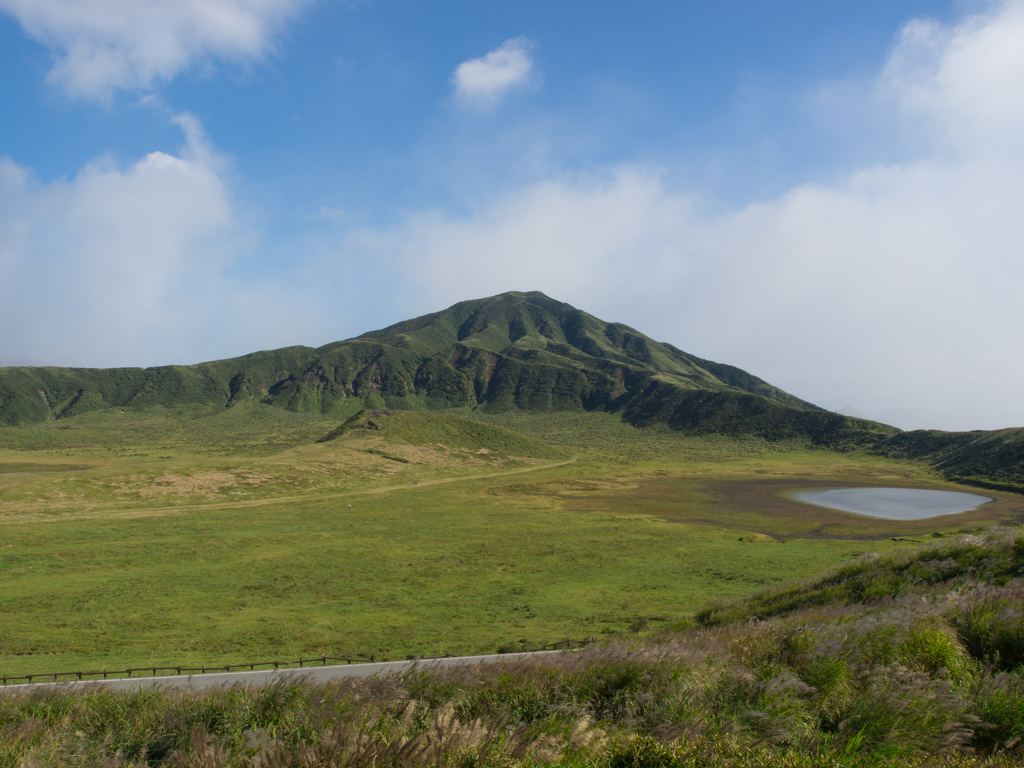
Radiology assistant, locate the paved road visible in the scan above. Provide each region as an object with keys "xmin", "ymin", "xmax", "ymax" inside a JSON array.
[{"xmin": 3, "ymin": 651, "xmax": 564, "ymax": 693}]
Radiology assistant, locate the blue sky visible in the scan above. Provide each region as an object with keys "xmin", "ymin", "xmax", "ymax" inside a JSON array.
[{"xmin": 2, "ymin": 0, "xmax": 1023, "ymax": 431}]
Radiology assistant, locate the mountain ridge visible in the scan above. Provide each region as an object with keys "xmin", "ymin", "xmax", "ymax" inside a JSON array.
[{"xmin": 0, "ymin": 290, "xmax": 893, "ymax": 449}]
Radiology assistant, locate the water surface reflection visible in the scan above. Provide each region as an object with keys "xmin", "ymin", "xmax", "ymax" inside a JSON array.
[{"xmin": 792, "ymin": 487, "xmax": 993, "ymax": 520}]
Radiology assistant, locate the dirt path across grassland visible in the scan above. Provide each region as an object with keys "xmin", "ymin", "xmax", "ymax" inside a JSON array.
[{"xmin": 0, "ymin": 458, "xmax": 578, "ymax": 526}]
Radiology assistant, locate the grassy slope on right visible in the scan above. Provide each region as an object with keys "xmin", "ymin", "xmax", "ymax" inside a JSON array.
[
  {"xmin": 874, "ymin": 427, "xmax": 1024, "ymax": 493},
  {"xmin": 695, "ymin": 524, "xmax": 1024, "ymax": 626}
]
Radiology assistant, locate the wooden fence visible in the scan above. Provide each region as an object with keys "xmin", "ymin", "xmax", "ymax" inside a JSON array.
[
  {"xmin": 0, "ymin": 640, "xmax": 592, "ymax": 686},
  {"xmin": 1, "ymin": 655, "xmax": 372, "ymax": 685}
]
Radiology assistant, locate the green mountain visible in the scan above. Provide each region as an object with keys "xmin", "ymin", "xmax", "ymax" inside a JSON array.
[
  {"xmin": 872, "ymin": 427, "xmax": 1024, "ymax": 493},
  {"xmin": 0, "ymin": 291, "xmax": 892, "ymax": 446}
]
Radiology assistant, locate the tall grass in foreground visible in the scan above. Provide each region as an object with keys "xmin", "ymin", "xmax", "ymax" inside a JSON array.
[{"xmin": 2, "ymin": 527, "xmax": 1023, "ymax": 767}]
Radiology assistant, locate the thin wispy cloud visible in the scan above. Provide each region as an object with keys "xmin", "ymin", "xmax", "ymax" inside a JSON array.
[
  {"xmin": 453, "ymin": 36, "xmax": 538, "ymax": 108},
  {"xmin": 0, "ymin": 0, "xmax": 313, "ymax": 100}
]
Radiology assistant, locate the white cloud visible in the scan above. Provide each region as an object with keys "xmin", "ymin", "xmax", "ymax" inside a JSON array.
[
  {"xmin": 349, "ymin": 2, "xmax": 1024, "ymax": 431},
  {"xmin": 881, "ymin": 4, "xmax": 1024, "ymax": 148},
  {"xmin": 453, "ymin": 37, "xmax": 538, "ymax": 108},
  {"xmin": 0, "ymin": 0, "xmax": 311, "ymax": 100},
  {"xmin": 0, "ymin": 116, "xmax": 316, "ymax": 367}
]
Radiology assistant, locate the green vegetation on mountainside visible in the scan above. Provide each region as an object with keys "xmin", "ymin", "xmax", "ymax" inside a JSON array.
[
  {"xmin": 0, "ymin": 401, "xmax": 337, "ymax": 457},
  {"xmin": 317, "ymin": 409, "xmax": 563, "ymax": 459},
  {"xmin": 619, "ymin": 380, "xmax": 897, "ymax": 449},
  {"xmin": 1, "ymin": 291, "xmax": 886, "ymax": 449},
  {"xmin": 873, "ymin": 427, "xmax": 1024, "ymax": 493}
]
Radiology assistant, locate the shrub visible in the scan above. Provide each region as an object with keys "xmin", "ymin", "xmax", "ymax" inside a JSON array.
[
  {"xmin": 947, "ymin": 584, "xmax": 1024, "ymax": 670},
  {"xmin": 836, "ymin": 666, "xmax": 971, "ymax": 759},
  {"xmin": 965, "ymin": 669, "xmax": 1024, "ymax": 754},
  {"xmin": 899, "ymin": 624, "xmax": 971, "ymax": 683}
]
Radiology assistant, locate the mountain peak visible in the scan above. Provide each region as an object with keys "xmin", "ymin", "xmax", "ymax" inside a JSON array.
[{"xmin": 0, "ymin": 292, "xmax": 890, "ymax": 449}]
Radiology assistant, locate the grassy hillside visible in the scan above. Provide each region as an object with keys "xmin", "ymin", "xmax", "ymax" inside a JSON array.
[
  {"xmin": 0, "ymin": 400, "xmax": 338, "ymax": 457},
  {"xmin": 0, "ymin": 346, "xmax": 325, "ymax": 426},
  {"xmin": 3, "ymin": 529, "xmax": 1023, "ymax": 767},
  {"xmin": 695, "ymin": 524, "xmax": 1024, "ymax": 627},
  {"xmin": 0, "ymin": 292, "xmax": 878, "ymax": 449},
  {"xmin": 874, "ymin": 427, "xmax": 1024, "ymax": 493},
  {"xmin": 617, "ymin": 380, "xmax": 898, "ymax": 448},
  {"xmin": 317, "ymin": 409, "xmax": 563, "ymax": 459}
]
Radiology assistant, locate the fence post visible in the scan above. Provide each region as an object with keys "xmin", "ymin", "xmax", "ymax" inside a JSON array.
[{"xmin": 322, "ymin": 656, "xmax": 326, "ymax": 666}]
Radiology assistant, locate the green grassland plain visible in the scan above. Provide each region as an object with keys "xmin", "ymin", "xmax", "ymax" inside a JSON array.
[{"xmin": 0, "ymin": 404, "xmax": 1020, "ymax": 679}]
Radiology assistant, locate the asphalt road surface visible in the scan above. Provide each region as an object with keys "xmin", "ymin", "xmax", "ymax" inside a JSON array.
[{"xmin": 3, "ymin": 651, "xmax": 564, "ymax": 693}]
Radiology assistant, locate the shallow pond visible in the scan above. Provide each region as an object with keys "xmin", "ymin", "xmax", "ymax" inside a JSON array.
[{"xmin": 792, "ymin": 487, "xmax": 993, "ymax": 520}]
